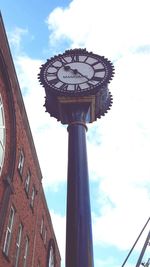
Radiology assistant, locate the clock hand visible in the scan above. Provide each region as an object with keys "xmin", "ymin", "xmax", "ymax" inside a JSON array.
[
  {"xmin": 72, "ymin": 69, "xmax": 88, "ymax": 80},
  {"xmin": 63, "ymin": 65, "xmax": 88, "ymax": 80},
  {"xmin": 64, "ymin": 65, "xmax": 70, "ymax": 71}
]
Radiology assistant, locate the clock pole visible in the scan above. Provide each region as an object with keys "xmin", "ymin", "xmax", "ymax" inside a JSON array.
[
  {"xmin": 65, "ymin": 103, "xmax": 94, "ymax": 267},
  {"xmin": 38, "ymin": 48, "xmax": 114, "ymax": 267}
]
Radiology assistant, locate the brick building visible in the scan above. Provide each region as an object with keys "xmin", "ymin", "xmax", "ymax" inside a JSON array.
[{"xmin": 0, "ymin": 14, "xmax": 61, "ymax": 267}]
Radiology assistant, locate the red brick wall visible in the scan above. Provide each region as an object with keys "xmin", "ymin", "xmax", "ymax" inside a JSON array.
[{"xmin": 0, "ymin": 15, "xmax": 61, "ymax": 267}]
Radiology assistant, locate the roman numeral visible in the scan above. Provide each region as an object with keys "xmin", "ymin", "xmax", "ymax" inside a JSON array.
[
  {"xmin": 91, "ymin": 61, "xmax": 99, "ymax": 66},
  {"xmin": 46, "ymin": 73, "xmax": 56, "ymax": 76},
  {"xmin": 93, "ymin": 76, "xmax": 103, "ymax": 81},
  {"xmin": 50, "ymin": 78, "xmax": 59, "ymax": 84},
  {"xmin": 59, "ymin": 57, "xmax": 68, "ymax": 64},
  {"xmin": 74, "ymin": 84, "xmax": 80, "ymax": 91},
  {"xmin": 73, "ymin": 55, "xmax": 79, "ymax": 62},
  {"xmin": 46, "ymin": 74, "xmax": 58, "ymax": 82},
  {"xmin": 60, "ymin": 83, "xmax": 68, "ymax": 91},
  {"xmin": 95, "ymin": 68, "xmax": 105, "ymax": 72},
  {"xmin": 88, "ymin": 77, "xmax": 103, "ymax": 85}
]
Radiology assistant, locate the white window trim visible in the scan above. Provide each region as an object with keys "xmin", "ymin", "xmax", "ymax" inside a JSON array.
[
  {"xmin": 24, "ymin": 170, "xmax": 31, "ymax": 193},
  {"xmin": 18, "ymin": 149, "xmax": 24, "ymax": 176},
  {"xmin": 14, "ymin": 224, "xmax": 22, "ymax": 267},
  {"xmin": 44, "ymin": 228, "xmax": 47, "ymax": 245},
  {"xmin": 23, "ymin": 236, "xmax": 29, "ymax": 267},
  {"xmin": 3, "ymin": 206, "xmax": 15, "ymax": 256},
  {"xmin": 49, "ymin": 246, "xmax": 55, "ymax": 267},
  {"xmin": 40, "ymin": 217, "xmax": 44, "ymax": 236},
  {"xmin": 30, "ymin": 186, "xmax": 35, "ymax": 208}
]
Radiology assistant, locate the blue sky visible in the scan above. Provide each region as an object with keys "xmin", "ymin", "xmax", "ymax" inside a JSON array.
[{"xmin": 1, "ymin": 1, "xmax": 150, "ymax": 266}]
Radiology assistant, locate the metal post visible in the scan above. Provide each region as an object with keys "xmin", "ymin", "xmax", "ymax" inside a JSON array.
[
  {"xmin": 136, "ymin": 231, "xmax": 150, "ymax": 267},
  {"xmin": 121, "ymin": 217, "xmax": 150, "ymax": 267},
  {"xmin": 65, "ymin": 104, "xmax": 94, "ymax": 267}
]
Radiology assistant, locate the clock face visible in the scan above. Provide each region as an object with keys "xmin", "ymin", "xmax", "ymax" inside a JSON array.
[{"xmin": 39, "ymin": 49, "xmax": 114, "ymax": 95}]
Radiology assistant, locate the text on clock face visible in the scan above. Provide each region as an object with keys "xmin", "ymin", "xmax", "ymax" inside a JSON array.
[{"xmin": 44, "ymin": 56, "xmax": 106, "ymax": 91}]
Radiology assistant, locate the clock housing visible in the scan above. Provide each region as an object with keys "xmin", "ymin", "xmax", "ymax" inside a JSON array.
[{"xmin": 38, "ymin": 48, "xmax": 114, "ymax": 96}]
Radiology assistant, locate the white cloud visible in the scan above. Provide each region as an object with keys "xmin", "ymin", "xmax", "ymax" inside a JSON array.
[
  {"xmin": 9, "ymin": 27, "xmax": 28, "ymax": 51},
  {"xmin": 92, "ymin": 188, "xmax": 150, "ymax": 250},
  {"xmin": 47, "ymin": 0, "xmax": 150, "ymax": 57}
]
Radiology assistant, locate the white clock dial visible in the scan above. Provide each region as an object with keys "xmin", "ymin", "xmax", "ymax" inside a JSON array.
[
  {"xmin": 57, "ymin": 62, "xmax": 94, "ymax": 85},
  {"xmin": 39, "ymin": 48, "xmax": 114, "ymax": 95}
]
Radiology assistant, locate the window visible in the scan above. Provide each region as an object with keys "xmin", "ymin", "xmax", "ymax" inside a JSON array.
[
  {"xmin": 18, "ymin": 149, "xmax": 24, "ymax": 176},
  {"xmin": 0, "ymin": 95, "xmax": 5, "ymax": 173},
  {"xmin": 30, "ymin": 186, "xmax": 35, "ymax": 208},
  {"xmin": 44, "ymin": 228, "xmax": 47, "ymax": 245},
  {"xmin": 3, "ymin": 206, "xmax": 15, "ymax": 256},
  {"xmin": 23, "ymin": 236, "xmax": 29, "ymax": 267},
  {"xmin": 24, "ymin": 169, "xmax": 31, "ymax": 194},
  {"xmin": 14, "ymin": 224, "xmax": 22, "ymax": 267},
  {"xmin": 49, "ymin": 246, "xmax": 55, "ymax": 267},
  {"xmin": 40, "ymin": 217, "xmax": 44, "ymax": 236}
]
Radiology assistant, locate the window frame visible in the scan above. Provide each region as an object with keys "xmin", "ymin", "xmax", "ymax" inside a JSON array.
[
  {"xmin": 49, "ymin": 245, "xmax": 55, "ymax": 267},
  {"xmin": 14, "ymin": 223, "xmax": 23, "ymax": 267},
  {"xmin": 3, "ymin": 206, "xmax": 15, "ymax": 256},
  {"xmin": 30, "ymin": 186, "xmax": 35, "ymax": 208},
  {"xmin": 17, "ymin": 149, "xmax": 25, "ymax": 176},
  {"xmin": 40, "ymin": 217, "xmax": 44, "ymax": 237},
  {"xmin": 23, "ymin": 236, "xmax": 29, "ymax": 267},
  {"xmin": 24, "ymin": 169, "xmax": 31, "ymax": 194},
  {"xmin": 44, "ymin": 227, "xmax": 47, "ymax": 245}
]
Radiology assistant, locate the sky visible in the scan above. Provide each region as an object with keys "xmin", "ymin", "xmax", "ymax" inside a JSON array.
[{"xmin": 1, "ymin": 0, "xmax": 150, "ymax": 266}]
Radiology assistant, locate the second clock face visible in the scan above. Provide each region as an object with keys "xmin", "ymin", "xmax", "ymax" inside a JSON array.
[{"xmin": 39, "ymin": 49, "xmax": 114, "ymax": 95}]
